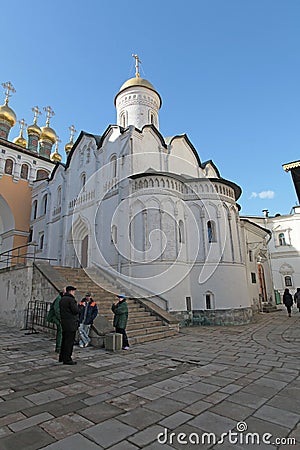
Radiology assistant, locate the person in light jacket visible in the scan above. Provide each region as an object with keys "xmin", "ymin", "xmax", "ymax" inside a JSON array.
[
  {"xmin": 78, "ymin": 292, "xmax": 98, "ymax": 348},
  {"xmin": 112, "ymin": 294, "xmax": 129, "ymax": 350}
]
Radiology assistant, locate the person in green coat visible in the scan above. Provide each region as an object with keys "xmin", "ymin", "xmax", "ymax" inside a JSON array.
[
  {"xmin": 112, "ymin": 294, "xmax": 129, "ymax": 350},
  {"xmin": 46, "ymin": 288, "xmax": 65, "ymax": 353}
]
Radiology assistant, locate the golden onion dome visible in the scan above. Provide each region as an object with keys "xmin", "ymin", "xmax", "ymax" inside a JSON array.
[
  {"xmin": 0, "ymin": 103, "xmax": 17, "ymax": 127},
  {"xmin": 27, "ymin": 122, "xmax": 42, "ymax": 137},
  {"xmin": 50, "ymin": 149, "xmax": 62, "ymax": 162},
  {"xmin": 41, "ymin": 125, "xmax": 57, "ymax": 143},
  {"xmin": 120, "ymin": 76, "xmax": 156, "ymax": 92},
  {"xmin": 13, "ymin": 135, "xmax": 27, "ymax": 148},
  {"xmin": 65, "ymin": 141, "xmax": 73, "ymax": 154},
  {"xmin": 115, "ymin": 77, "xmax": 161, "ymax": 107}
]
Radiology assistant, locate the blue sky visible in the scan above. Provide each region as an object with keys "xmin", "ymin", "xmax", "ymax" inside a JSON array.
[{"xmin": 1, "ymin": 0, "xmax": 299, "ymax": 216}]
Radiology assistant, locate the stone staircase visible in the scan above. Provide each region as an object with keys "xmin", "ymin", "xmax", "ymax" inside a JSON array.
[{"xmin": 54, "ymin": 266, "xmax": 179, "ymax": 345}]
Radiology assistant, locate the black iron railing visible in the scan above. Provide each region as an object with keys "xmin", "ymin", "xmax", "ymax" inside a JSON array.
[
  {"xmin": 0, "ymin": 244, "xmax": 56, "ymax": 268},
  {"xmin": 24, "ymin": 300, "xmax": 55, "ymax": 334}
]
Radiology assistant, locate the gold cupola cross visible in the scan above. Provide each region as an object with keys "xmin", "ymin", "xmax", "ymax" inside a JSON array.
[
  {"xmin": 32, "ymin": 106, "xmax": 42, "ymax": 124},
  {"xmin": 43, "ymin": 106, "xmax": 55, "ymax": 126},
  {"xmin": 1, "ymin": 81, "xmax": 16, "ymax": 105},
  {"xmin": 132, "ymin": 54, "xmax": 142, "ymax": 78}
]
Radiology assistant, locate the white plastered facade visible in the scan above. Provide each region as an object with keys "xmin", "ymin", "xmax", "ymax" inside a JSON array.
[{"xmin": 30, "ymin": 76, "xmax": 269, "ymax": 319}]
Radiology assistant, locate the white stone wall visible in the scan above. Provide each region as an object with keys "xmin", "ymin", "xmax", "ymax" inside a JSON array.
[{"xmin": 0, "ymin": 265, "xmax": 33, "ymax": 327}]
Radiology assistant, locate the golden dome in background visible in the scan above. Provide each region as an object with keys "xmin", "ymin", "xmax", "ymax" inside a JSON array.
[
  {"xmin": 41, "ymin": 125, "xmax": 57, "ymax": 143},
  {"xmin": 50, "ymin": 149, "xmax": 62, "ymax": 162},
  {"xmin": 65, "ymin": 141, "xmax": 73, "ymax": 154},
  {"xmin": 0, "ymin": 103, "xmax": 17, "ymax": 127},
  {"xmin": 13, "ymin": 135, "xmax": 26, "ymax": 148},
  {"xmin": 27, "ymin": 122, "xmax": 42, "ymax": 137}
]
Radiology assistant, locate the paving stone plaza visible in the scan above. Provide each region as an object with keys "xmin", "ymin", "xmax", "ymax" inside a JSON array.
[{"xmin": 0, "ymin": 308, "xmax": 299, "ymax": 450}]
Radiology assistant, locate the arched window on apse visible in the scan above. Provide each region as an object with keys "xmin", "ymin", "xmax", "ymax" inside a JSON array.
[
  {"xmin": 207, "ymin": 220, "xmax": 216, "ymax": 243},
  {"xmin": 111, "ymin": 225, "xmax": 117, "ymax": 244},
  {"xmin": 178, "ymin": 220, "xmax": 185, "ymax": 243},
  {"xmin": 110, "ymin": 155, "xmax": 117, "ymax": 178}
]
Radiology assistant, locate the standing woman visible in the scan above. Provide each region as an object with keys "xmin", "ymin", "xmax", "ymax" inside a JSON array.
[
  {"xmin": 112, "ymin": 295, "xmax": 129, "ymax": 350},
  {"xmin": 283, "ymin": 288, "xmax": 293, "ymax": 317}
]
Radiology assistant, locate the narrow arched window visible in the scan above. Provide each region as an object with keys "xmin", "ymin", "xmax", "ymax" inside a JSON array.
[
  {"xmin": 207, "ymin": 220, "xmax": 216, "ymax": 243},
  {"xmin": 81, "ymin": 173, "xmax": 86, "ymax": 191},
  {"xmin": 179, "ymin": 220, "xmax": 185, "ymax": 243},
  {"xmin": 4, "ymin": 159, "xmax": 13, "ymax": 175},
  {"xmin": 110, "ymin": 155, "xmax": 117, "ymax": 178},
  {"xmin": 111, "ymin": 225, "xmax": 117, "ymax": 244},
  {"xmin": 42, "ymin": 194, "xmax": 48, "ymax": 215},
  {"xmin": 39, "ymin": 233, "xmax": 44, "ymax": 250},
  {"xmin": 150, "ymin": 112, "xmax": 155, "ymax": 125},
  {"xmin": 57, "ymin": 186, "xmax": 62, "ymax": 206},
  {"xmin": 206, "ymin": 294, "xmax": 212, "ymax": 309},
  {"xmin": 20, "ymin": 163, "xmax": 29, "ymax": 180},
  {"xmin": 32, "ymin": 200, "xmax": 38, "ymax": 220},
  {"xmin": 120, "ymin": 112, "xmax": 126, "ymax": 128},
  {"xmin": 279, "ymin": 233, "xmax": 286, "ymax": 246},
  {"xmin": 285, "ymin": 276, "xmax": 292, "ymax": 287}
]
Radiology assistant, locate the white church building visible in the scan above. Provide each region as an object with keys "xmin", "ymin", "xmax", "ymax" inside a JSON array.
[{"xmin": 30, "ymin": 59, "xmax": 272, "ymax": 325}]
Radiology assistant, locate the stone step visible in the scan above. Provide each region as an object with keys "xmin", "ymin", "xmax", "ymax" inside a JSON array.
[
  {"xmin": 127, "ymin": 325, "xmax": 169, "ymax": 337},
  {"xmin": 54, "ymin": 266, "xmax": 179, "ymax": 345},
  {"xmin": 127, "ymin": 320, "xmax": 162, "ymax": 331},
  {"xmin": 129, "ymin": 329, "xmax": 179, "ymax": 345}
]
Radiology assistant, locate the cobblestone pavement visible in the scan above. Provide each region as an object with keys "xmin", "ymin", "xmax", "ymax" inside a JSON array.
[{"xmin": 0, "ymin": 308, "xmax": 299, "ymax": 449}]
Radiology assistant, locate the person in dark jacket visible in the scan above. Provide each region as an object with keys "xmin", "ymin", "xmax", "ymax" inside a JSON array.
[
  {"xmin": 283, "ymin": 288, "xmax": 293, "ymax": 317},
  {"xmin": 46, "ymin": 288, "xmax": 66, "ymax": 354},
  {"xmin": 78, "ymin": 292, "xmax": 98, "ymax": 348},
  {"xmin": 294, "ymin": 288, "xmax": 300, "ymax": 312},
  {"xmin": 112, "ymin": 294, "xmax": 129, "ymax": 350},
  {"xmin": 59, "ymin": 286, "xmax": 79, "ymax": 364}
]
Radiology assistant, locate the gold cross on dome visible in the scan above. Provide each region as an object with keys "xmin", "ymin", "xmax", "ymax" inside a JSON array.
[
  {"xmin": 18, "ymin": 118, "xmax": 27, "ymax": 134},
  {"xmin": 55, "ymin": 137, "xmax": 61, "ymax": 151},
  {"xmin": 43, "ymin": 106, "xmax": 55, "ymax": 126},
  {"xmin": 68, "ymin": 124, "xmax": 76, "ymax": 142},
  {"xmin": 1, "ymin": 81, "xmax": 16, "ymax": 105},
  {"xmin": 132, "ymin": 54, "xmax": 141, "ymax": 78},
  {"xmin": 32, "ymin": 106, "xmax": 42, "ymax": 124}
]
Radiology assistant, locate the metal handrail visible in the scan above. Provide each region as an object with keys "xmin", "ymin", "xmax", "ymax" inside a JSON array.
[{"xmin": 0, "ymin": 243, "xmax": 56, "ymax": 268}]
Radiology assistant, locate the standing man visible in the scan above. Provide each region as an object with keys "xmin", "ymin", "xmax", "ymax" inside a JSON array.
[
  {"xmin": 78, "ymin": 292, "xmax": 98, "ymax": 348},
  {"xmin": 112, "ymin": 294, "xmax": 129, "ymax": 350},
  {"xmin": 59, "ymin": 286, "xmax": 79, "ymax": 365}
]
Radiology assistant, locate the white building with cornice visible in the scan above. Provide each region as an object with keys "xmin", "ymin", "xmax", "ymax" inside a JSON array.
[{"xmin": 30, "ymin": 63, "xmax": 271, "ymax": 325}]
